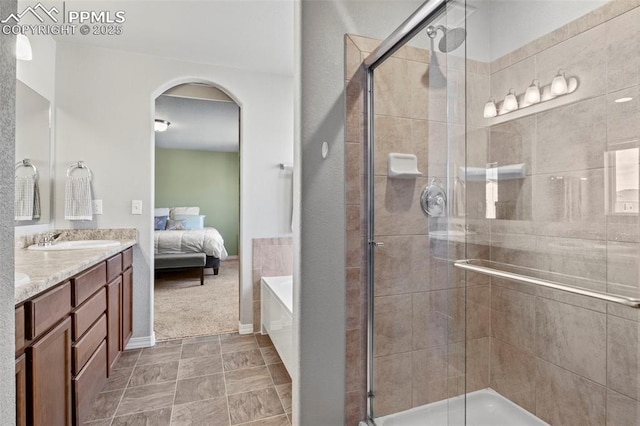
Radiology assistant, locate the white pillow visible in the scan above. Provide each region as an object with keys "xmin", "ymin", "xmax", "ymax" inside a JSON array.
[
  {"xmin": 170, "ymin": 206, "xmax": 200, "ymax": 218},
  {"xmin": 154, "ymin": 207, "xmax": 170, "ymax": 216}
]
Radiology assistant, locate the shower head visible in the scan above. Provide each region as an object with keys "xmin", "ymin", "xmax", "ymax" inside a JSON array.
[{"xmin": 426, "ymin": 25, "xmax": 467, "ymax": 53}]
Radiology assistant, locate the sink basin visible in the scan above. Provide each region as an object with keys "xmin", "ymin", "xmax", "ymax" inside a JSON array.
[
  {"xmin": 15, "ymin": 272, "xmax": 30, "ymax": 286},
  {"xmin": 27, "ymin": 240, "xmax": 121, "ymax": 251}
]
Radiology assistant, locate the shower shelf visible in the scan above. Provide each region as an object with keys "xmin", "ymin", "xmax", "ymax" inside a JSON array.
[{"xmin": 454, "ymin": 259, "xmax": 640, "ymax": 309}]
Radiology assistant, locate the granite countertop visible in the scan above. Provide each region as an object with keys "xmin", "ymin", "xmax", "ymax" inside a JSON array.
[{"xmin": 15, "ymin": 229, "xmax": 138, "ymax": 304}]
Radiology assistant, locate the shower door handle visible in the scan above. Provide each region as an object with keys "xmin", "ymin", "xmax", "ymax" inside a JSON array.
[{"xmin": 370, "ymin": 241, "xmax": 385, "ymax": 247}]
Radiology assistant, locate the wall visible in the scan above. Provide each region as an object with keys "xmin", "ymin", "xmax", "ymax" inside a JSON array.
[
  {"xmin": 299, "ymin": 1, "xmax": 428, "ymax": 423},
  {"xmin": 474, "ymin": 2, "xmax": 640, "ymax": 424},
  {"xmin": 54, "ymin": 42, "xmax": 293, "ymax": 344},
  {"xmin": 0, "ymin": 2, "xmax": 16, "ymax": 423},
  {"xmin": 155, "ymin": 148, "xmax": 240, "ymax": 256}
]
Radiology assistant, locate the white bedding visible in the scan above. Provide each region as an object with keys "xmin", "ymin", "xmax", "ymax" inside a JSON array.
[{"xmin": 154, "ymin": 227, "xmax": 228, "ymax": 259}]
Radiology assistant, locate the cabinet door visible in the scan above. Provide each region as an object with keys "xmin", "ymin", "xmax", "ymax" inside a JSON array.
[
  {"xmin": 106, "ymin": 276, "xmax": 122, "ymax": 372},
  {"xmin": 121, "ymin": 268, "xmax": 133, "ymax": 349},
  {"xmin": 28, "ymin": 317, "xmax": 72, "ymax": 426},
  {"xmin": 15, "ymin": 355, "xmax": 26, "ymax": 426}
]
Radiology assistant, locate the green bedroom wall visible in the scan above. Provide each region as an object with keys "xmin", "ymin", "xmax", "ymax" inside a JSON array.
[{"xmin": 155, "ymin": 148, "xmax": 240, "ymax": 256}]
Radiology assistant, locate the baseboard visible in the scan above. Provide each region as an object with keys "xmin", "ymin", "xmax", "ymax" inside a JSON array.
[
  {"xmin": 238, "ymin": 322, "xmax": 254, "ymax": 335},
  {"xmin": 224, "ymin": 255, "xmax": 239, "ymax": 260},
  {"xmin": 124, "ymin": 333, "xmax": 156, "ymax": 349}
]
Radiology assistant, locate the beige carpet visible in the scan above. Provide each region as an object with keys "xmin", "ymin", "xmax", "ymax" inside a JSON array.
[{"xmin": 154, "ymin": 259, "xmax": 239, "ymax": 341}]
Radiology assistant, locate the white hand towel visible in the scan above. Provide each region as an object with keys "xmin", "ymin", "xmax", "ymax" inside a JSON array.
[
  {"xmin": 65, "ymin": 176, "xmax": 93, "ymax": 220},
  {"xmin": 15, "ymin": 175, "xmax": 35, "ymax": 220}
]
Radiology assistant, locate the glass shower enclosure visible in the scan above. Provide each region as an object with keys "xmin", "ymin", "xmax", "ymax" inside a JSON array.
[{"xmin": 363, "ymin": 0, "xmax": 640, "ymax": 425}]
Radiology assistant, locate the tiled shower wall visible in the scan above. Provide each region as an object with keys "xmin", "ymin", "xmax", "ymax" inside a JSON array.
[
  {"xmin": 252, "ymin": 238, "xmax": 293, "ymax": 331},
  {"xmin": 345, "ymin": 0, "xmax": 640, "ymax": 424},
  {"xmin": 475, "ymin": 2, "xmax": 640, "ymax": 424}
]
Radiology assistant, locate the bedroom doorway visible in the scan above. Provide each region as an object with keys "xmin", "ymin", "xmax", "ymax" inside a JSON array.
[{"xmin": 152, "ymin": 82, "xmax": 241, "ymax": 341}]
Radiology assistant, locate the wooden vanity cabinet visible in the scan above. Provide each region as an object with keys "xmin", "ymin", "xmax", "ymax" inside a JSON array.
[{"xmin": 16, "ymin": 246, "xmax": 134, "ymax": 426}]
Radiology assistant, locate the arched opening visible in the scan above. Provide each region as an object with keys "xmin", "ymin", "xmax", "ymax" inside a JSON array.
[{"xmin": 151, "ymin": 81, "xmax": 242, "ymax": 340}]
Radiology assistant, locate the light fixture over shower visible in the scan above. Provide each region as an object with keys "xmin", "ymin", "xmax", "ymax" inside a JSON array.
[{"xmin": 16, "ymin": 34, "xmax": 32, "ymax": 61}]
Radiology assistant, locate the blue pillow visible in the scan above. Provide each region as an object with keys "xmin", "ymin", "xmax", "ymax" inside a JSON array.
[
  {"xmin": 154, "ymin": 215, "xmax": 168, "ymax": 230},
  {"xmin": 173, "ymin": 214, "xmax": 206, "ymax": 230}
]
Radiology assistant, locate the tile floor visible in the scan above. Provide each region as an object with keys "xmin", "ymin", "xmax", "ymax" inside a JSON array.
[{"xmin": 84, "ymin": 333, "xmax": 292, "ymax": 426}]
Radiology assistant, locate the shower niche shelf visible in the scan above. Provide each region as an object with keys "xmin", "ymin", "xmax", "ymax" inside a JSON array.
[{"xmin": 387, "ymin": 153, "xmax": 423, "ymax": 178}]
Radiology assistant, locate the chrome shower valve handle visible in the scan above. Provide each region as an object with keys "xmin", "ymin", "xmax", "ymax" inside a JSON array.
[{"xmin": 420, "ymin": 178, "xmax": 447, "ymax": 217}]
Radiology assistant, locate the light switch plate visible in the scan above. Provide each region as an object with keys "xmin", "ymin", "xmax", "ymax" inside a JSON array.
[
  {"xmin": 92, "ymin": 200, "xmax": 103, "ymax": 215},
  {"xmin": 131, "ymin": 200, "xmax": 142, "ymax": 215}
]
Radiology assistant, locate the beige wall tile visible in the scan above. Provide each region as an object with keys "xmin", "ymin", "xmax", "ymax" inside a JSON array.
[
  {"xmin": 346, "ymin": 329, "xmax": 363, "ymax": 393},
  {"xmin": 490, "ymin": 339, "xmax": 537, "ymax": 413},
  {"xmin": 374, "ymin": 57, "xmax": 429, "ymax": 120},
  {"xmin": 536, "ymin": 25, "xmax": 606, "ymax": 100},
  {"xmin": 373, "ymin": 176, "xmax": 429, "ymax": 236},
  {"xmin": 412, "ymin": 291, "xmax": 450, "ymax": 350},
  {"xmin": 345, "ymin": 36, "xmax": 364, "ymax": 81},
  {"xmin": 607, "ymin": 315, "xmax": 640, "ymax": 401},
  {"xmin": 466, "ymin": 338, "xmax": 490, "ymax": 392},
  {"xmin": 373, "ymin": 295, "xmax": 412, "ymax": 357},
  {"xmin": 535, "ymin": 359, "xmax": 606, "ymax": 426},
  {"xmin": 346, "ymin": 268, "xmax": 361, "ymax": 331},
  {"xmin": 606, "ymin": 6, "xmax": 640, "ymax": 92},
  {"xmin": 372, "ymin": 352, "xmax": 413, "ymax": 416},
  {"xmin": 491, "ymin": 285, "xmax": 536, "ymax": 353},
  {"xmin": 535, "ymin": 298, "xmax": 606, "ymax": 384},
  {"xmin": 346, "ymin": 142, "xmax": 363, "ymax": 206},
  {"xmin": 373, "ymin": 115, "xmax": 413, "ymax": 176},
  {"xmin": 607, "ymin": 389, "xmax": 640, "ymax": 426},
  {"xmin": 345, "ymin": 390, "xmax": 365, "ymax": 426},
  {"xmin": 535, "ymin": 96, "xmax": 607, "ymax": 175},
  {"xmin": 467, "ymin": 285, "xmax": 491, "ymax": 340}
]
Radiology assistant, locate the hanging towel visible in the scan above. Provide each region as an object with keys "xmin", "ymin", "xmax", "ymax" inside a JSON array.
[
  {"xmin": 15, "ymin": 175, "xmax": 40, "ymax": 220},
  {"xmin": 65, "ymin": 176, "xmax": 93, "ymax": 220}
]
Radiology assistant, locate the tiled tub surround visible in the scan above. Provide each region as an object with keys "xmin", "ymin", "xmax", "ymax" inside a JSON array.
[
  {"xmin": 14, "ymin": 228, "xmax": 137, "ymax": 303},
  {"xmin": 252, "ymin": 238, "xmax": 293, "ymax": 332}
]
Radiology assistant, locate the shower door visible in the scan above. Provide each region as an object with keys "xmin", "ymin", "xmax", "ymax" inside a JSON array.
[{"xmin": 366, "ymin": 1, "xmax": 472, "ymax": 424}]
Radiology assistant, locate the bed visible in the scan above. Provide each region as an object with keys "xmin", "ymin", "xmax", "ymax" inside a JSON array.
[{"xmin": 154, "ymin": 207, "xmax": 229, "ymax": 277}]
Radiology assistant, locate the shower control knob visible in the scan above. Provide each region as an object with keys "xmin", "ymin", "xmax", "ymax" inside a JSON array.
[{"xmin": 420, "ymin": 178, "xmax": 447, "ymax": 217}]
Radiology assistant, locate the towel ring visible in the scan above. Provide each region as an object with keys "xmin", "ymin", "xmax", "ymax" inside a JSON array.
[
  {"xmin": 66, "ymin": 161, "xmax": 92, "ymax": 179},
  {"xmin": 15, "ymin": 159, "xmax": 38, "ymax": 178}
]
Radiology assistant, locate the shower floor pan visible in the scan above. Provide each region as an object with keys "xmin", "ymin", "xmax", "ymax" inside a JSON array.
[{"xmin": 372, "ymin": 388, "xmax": 548, "ymax": 426}]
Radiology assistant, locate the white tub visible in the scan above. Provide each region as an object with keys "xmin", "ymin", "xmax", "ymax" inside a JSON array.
[
  {"xmin": 372, "ymin": 388, "xmax": 548, "ymax": 426},
  {"xmin": 261, "ymin": 275, "xmax": 294, "ymax": 378}
]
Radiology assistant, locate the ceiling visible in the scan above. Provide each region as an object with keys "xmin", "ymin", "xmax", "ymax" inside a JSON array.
[
  {"xmin": 154, "ymin": 93, "xmax": 240, "ymax": 152},
  {"xmin": 39, "ymin": 0, "xmax": 294, "ymax": 76}
]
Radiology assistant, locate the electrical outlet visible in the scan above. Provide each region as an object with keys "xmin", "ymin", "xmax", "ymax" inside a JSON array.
[
  {"xmin": 92, "ymin": 200, "xmax": 103, "ymax": 215},
  {"xmin": 131, "ymin": 200, "xmax": 142, "ymax": 215}
]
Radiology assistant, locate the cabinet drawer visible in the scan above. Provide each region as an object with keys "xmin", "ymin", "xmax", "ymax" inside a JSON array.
[
  {"xmin": 26, "ymin": 281, "xmax": 71, "ymax": 340},
  {"xmin": 122, "ymin": 247, "xmax": 133, "ymax": 270},
  {"xmin": 73, "ymin": 339, "xmax": 107, "ymax": 426},
  {"xmin": 72, "ymin": 287, "xmax": 107, "ymax": 340},
  {"xmin": 106, "ymin": 253, "xmax": 123, "ymax": 283},
  {"xmin": 73, "ymin": 314, "xmax": 107, "ymax": 374},
  {"xmin": 72, "ymin": 262, "xmax": 106, "ymax": 306},
  {"xmin": 15, "ymin": 305, "xmax": 25, "ymax": 354}
]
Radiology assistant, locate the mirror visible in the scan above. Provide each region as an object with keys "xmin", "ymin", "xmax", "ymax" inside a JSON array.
[{"xmin": 15, "ymin": 79, "xmax": 52, "ymax": 226}]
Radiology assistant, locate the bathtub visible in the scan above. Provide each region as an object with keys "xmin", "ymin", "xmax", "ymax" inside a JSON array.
[
  {"xmin": 369, "ymin": 388, "xmax": 548, "ymax": 426},
  {"xmin": 261, "ymin": 275, "xmax": 294, "ymax": 378}
]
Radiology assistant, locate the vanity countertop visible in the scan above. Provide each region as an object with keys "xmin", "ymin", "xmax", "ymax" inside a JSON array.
[{"xmin": 15, "ymin": 229, "xmax": 137, "ymax": 304}]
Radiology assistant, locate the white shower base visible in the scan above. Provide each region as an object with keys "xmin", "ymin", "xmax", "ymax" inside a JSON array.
[{"xmin": 370, "ymin": 388, "xmax": 548, "ymax": 426}]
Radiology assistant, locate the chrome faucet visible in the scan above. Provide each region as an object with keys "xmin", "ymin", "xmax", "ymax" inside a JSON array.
[{"xmin": 37, "ymin": 232, "xmax": 62, "ymax": 247}]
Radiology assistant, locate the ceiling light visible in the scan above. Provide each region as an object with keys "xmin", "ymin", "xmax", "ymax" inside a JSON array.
[
  {"xmin": 154, "ymin": 119, "xmax": 170, "ymax": 132},
  {"xmin": 614, "ymin": 97, "xmax": 633, "ymax": 103},
  {"xmin": 16, "ymin": 34, "xmax": 32, "ymax": 61}
]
